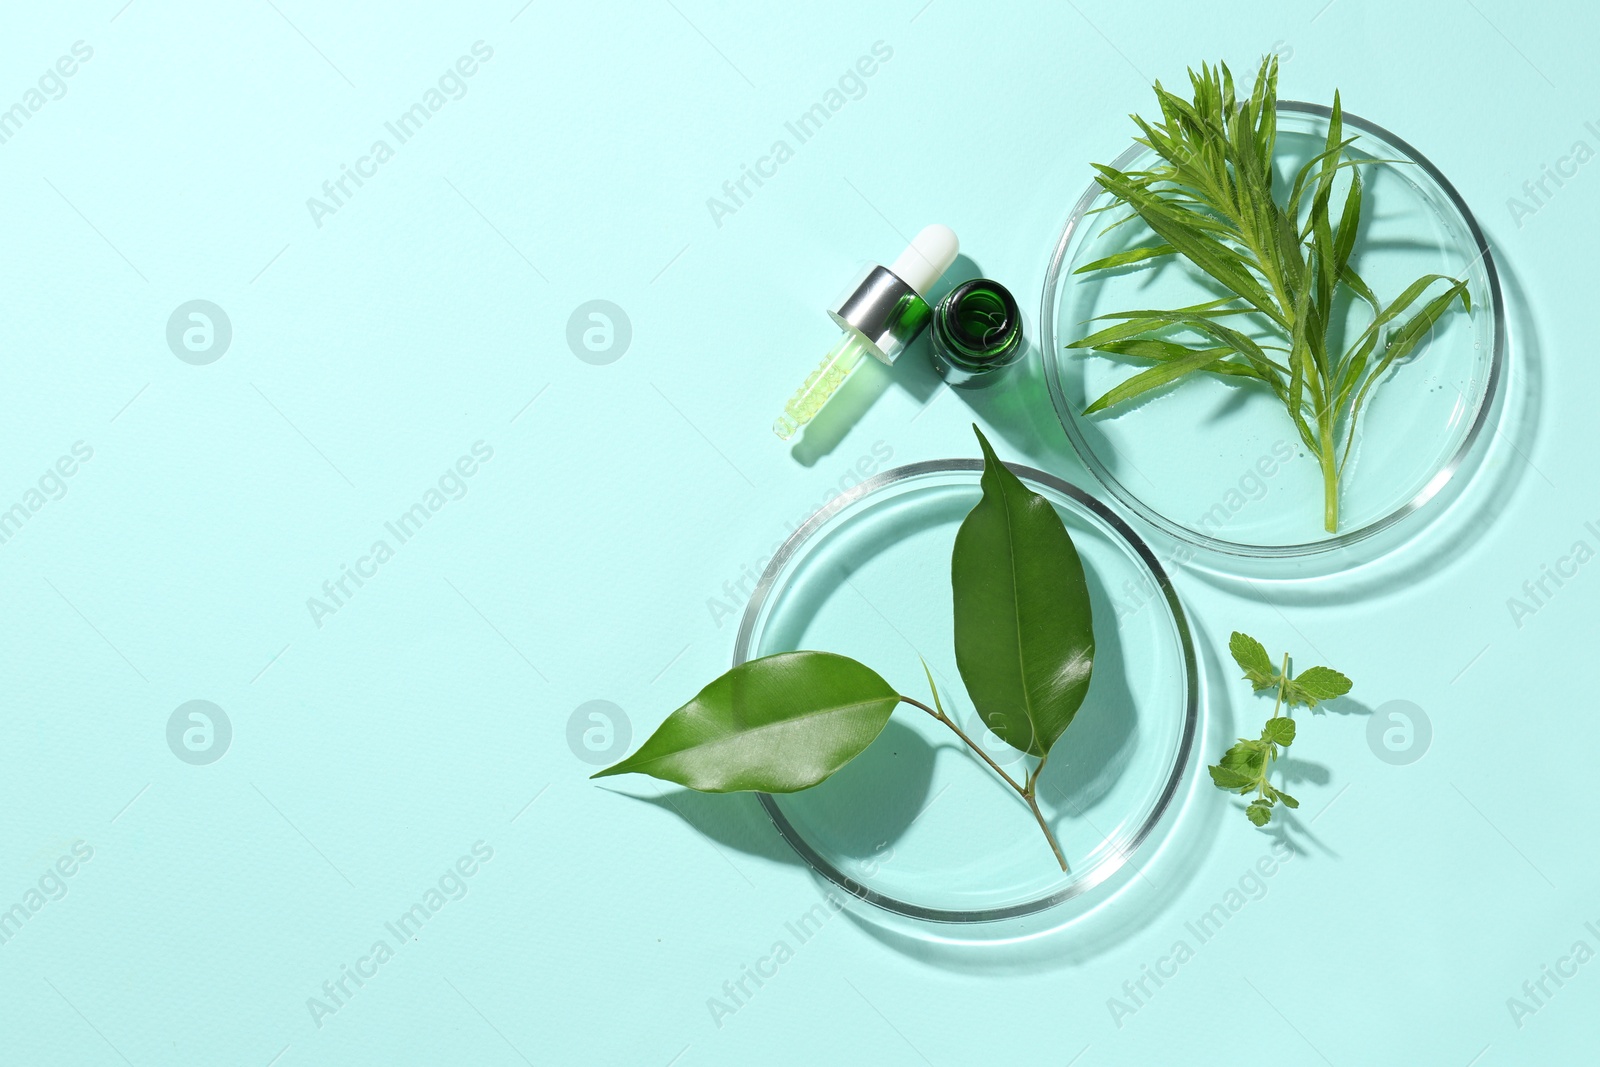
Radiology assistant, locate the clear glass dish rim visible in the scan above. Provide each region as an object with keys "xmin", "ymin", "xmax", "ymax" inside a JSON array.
[
  {"xmin": 1039, "ymin": 100, "xmax": 1507, "ymax": 560},
  {"xmin": 733, "ymin": 459, "xmax": 1200, "ymax": 924}
]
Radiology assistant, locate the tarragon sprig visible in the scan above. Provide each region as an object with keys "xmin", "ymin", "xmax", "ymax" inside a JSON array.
[
  {"xmin": 1209, "ymin": 631, "xmax": 1351, "ymax": 825},
  {"xmin": 1069, "ymin": 57, "xmax": 1471, "ymax": 533}
]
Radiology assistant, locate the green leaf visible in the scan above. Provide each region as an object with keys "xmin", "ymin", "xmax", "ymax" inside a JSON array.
[
  {"xmin": 1284, "ymin": 665, "xmax": 1352, "ymax": 707},
  {"xmin": 1218, "ymin": 737, "xmax": 1267, "ymax": 778},
  {"xmin": 952, "ymin": 426, "xmax": 1095, "ymax": 757},
  {"xmin": 1090, "ymin": 338, "xmax": 1262, "ymax": 376},
  {"xmin": 1332, "ymin": 164, "xmax": 1363, "ymax": 280},
  {"xmin": 1067, "ymin": 298, "xmax": 1255, "ymax": 351},
  {"xmin": 591, "ymin": 651, "xmax": 900, "ymax": 793},
  {"xmin": 1276, "ymin": 790, "xmax": 1299, "ymax": 809},
  {"xmin": 1261, "ymin": 717, "xmax": 1296, "ymax": 746},
  {"xmin": 1072, "ymin": 244, "xmax": 1177, "ymax": 273},
  {"xmin": 1090, "ymin": 165, "xmax": 1287, "ymax": 329},
  {"xmin": 1085, "ymin": 345, "xmax": 1238, "ymax": 413},
  {"xmin": 1246, "ymin": 800, "xmax": 1273, "ymax": 826},
  {"xmin": 1209, "ymin": 764, "xmax": 1256, "ymax": 791},
  {"xmin": 1335, "ymin": 273, "xmax": 1464, "ymax": 404},
  {"xmin": 1229, "ymin": 631, "xmax": 1278, "ymax": 689}
]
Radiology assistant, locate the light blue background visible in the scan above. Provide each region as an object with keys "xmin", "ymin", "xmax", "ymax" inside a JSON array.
[{"xmin": 0, "ymin": 1, "xmax": 1590, "ymax": 1063}]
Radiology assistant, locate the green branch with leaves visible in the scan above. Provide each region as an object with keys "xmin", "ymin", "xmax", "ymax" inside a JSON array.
[
  {"xmin": 1209, "ymin": 632, "xmax": 1352, "ymax": 825},
  {"xmin": 1068, "ymin": 57, "xmax": 1470, "ymax": 533},
  {"xmin": 594, "ymin": 427, "xmax": 1095, "ymax": 871}
]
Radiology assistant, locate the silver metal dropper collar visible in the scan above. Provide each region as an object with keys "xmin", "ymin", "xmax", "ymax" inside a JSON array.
[{"xmin": 827, "ymin": 265, "xmax": 934, "ymax": 367}]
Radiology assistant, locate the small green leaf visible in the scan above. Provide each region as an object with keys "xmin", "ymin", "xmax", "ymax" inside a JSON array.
[
  {"xmin": 1285, "ymin": 665, "xmax": 1352, "ymax": 707},
  {"xmin": 1085, "ymin": 345, "xmax": 1237, "ymax": 413},
  {"xmin": 591, "ymin": 651, "xmax": 900, "ymax": 793},
  {"xmin": 1066, "ymin": 298, "xmax": 1254, "ymax": 351},
  {"xmin": 952, "ymin": 427, "xmax": 1095, "ymax": 757},
  {"xmin": 1261, "ymin": 717, "xmax": 1296, "ymax": 746},
  {"xmin": 1276, "ymin": 790, "xmax": 1299, "ymax": 809},
  {"xmin": 1217, "ymin": 738, "xmax": 1267, "ymax": 778},
  {"xmin": 1208, "ymin": 764, "xmax": 1256, "ymax": 791},
  {"xmin": 1088, "ymin": 339, "xmax": 1263, "ymax": 382},
  {"xmin": 1229, "ymin": 631, "xmax": 1279, "ymax": 689},
  {"xmin": 1072, "ymin": 244, "xmax": 1177, "ymax": 273},
  {"xmin": 1246, "ymin": 800, "xmax": 1273, "ymax": 826}
]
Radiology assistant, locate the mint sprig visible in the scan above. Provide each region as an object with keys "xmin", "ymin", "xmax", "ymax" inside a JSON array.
[{"xmin": 1209, "ymin": 631, "xmax": 1352, "ymax": 825}]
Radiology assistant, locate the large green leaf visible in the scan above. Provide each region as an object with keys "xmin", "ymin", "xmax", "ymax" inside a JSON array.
[
  {"xmin": 591, "ymin": 651, "xmax": 899, "ymax": 793},
  {"xmin": 951, "ymin": 427, "xmax": 1095, "ymax": 757}
]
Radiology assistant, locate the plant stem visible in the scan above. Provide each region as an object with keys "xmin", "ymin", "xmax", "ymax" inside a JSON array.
[
  {"xmin": 899, "ymin": 696, "xmax": 1025, "ymax": 795},
  {"xmin": 1269, "ymin": 653, "xmax": 1290, "ymax": 721},
  {"xmin": 898, "ymin": 695, "xmax": 1069, "ymax": 872},
  {"xmin": 1318, "ymin": 410, "xmax": 1339, "ymax": 533},
  {"xmin": 1026, "ymin": 757, "xmax": 1070, "ymax": 872},
  {"xmin": 1260, "ymin": 653, "xmax": 1291, "ymax": 800}
]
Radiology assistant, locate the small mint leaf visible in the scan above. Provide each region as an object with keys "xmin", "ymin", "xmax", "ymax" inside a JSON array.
[
  {"xmin": 1246, "ymin": 800, "xmax": 1273, "ymax": 826},
  {"xmin": 1261, "ymin": 717, "xmax": 1296, "ymax": 746},
  {"xmin": 1284, "ymin": 665, "xmax": 1351, "ymax": 707},
  {"xmin": 1229, "ymin": 631, "xmax": 1279, "ymax": 690},
  {"xmin": 1209, "ymin": 764, "xmax": 1256, "ymax": 791},
  {"xmin": 1218, "ymin": 738, "xmax": 1267, "ymax": 776},
  {"xmin": 1277, "ymin": 790, "xmax": 1299, "ymax": 809}
]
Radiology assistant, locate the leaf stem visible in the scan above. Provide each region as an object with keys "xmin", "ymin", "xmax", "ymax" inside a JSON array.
[
  {"xmin": 1318, "ymin": 412, "xmax": 1339, "ymax": 532},
  {"xmin": 1270, "ymin": 653, "xmax": 1290, "ymax": 721},
  {"xmin": 1260, "ymin": 652, "xmax": 1291, "ymax": 800},
  {"xmin": 897, "ymin": 695, "xmax": 1070, "ymax": 872},
  {"xmin": 898, "ymin": 695, "xmax": 1025, "ymax": 796},
  {"xmin": 1025, "ymin": 756, "xmax": 1070, "ymax": 872}
]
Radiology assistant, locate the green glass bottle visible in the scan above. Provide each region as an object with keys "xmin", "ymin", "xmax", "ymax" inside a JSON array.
[{"xmin": 929, "ymin": 278, "xmax": 1024, "ymax": 387}]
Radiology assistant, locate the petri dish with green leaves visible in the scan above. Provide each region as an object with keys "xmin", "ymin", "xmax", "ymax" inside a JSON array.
[
  {"xmin": 735, "ymin": 461, "xmax": 1198, "ymax": 933},
  {"xmin": 1041, "ymin": 102, "xmax": 1504, "ymax": 566}
]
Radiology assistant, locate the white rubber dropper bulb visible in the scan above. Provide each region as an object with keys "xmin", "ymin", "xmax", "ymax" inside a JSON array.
[{"xmin": 888, "ymin": 224, "xmax": 959, "ymax": 295}]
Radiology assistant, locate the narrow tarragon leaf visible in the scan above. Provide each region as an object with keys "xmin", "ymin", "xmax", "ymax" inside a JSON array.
[
  {"xmin": 1072, "ymin": 244, "xmax": 1178, "ymax": 274},
  {"xmin": 1085, "ymin": 345, "xmax": 1239, "ymax": 413},
  {"xmin": 1336, "ymin": 273, "xmax": 1465, "ymax": 406},
  {"xmin": 1182, "ymin": 318, "xmax": 1290, "ymax": 380},
  {"xmin": 1332, "ymin": 163, "xmax": 1363, "ymax": 280},
  {"xmin": 592, "ymin": 651, "xmax": 899, "ymax": 793},
  {"xmin": 1091, "ymin": 166, "xmax": 1287, "ymax": 329},
  {"xmin": 1091, "ymin": 339, "xmax": 1263, "ymax": 380},
  {"xmin": 1342, "ymin": 282, "xmax": 1471, "ymax": 468},
  {"xmin": 1067, "ymin": 300, "xmax": 1257, "ymax": 351},
  {"xmin": 952, "ymin": 426, "xmax": 1095, "ymax": 758}
]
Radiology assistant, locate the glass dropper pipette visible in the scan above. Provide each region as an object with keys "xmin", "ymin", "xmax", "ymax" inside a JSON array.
[{"xmin": 774, "ymin": 224, "xmax": 959, "ymax": 440}]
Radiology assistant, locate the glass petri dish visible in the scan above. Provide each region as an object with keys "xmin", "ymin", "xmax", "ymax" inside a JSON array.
[
  {"xmin": 734, "ymin": 461, "xmax": 1197, "ymax": 925},
  {"xmin": 1040, "ymin": 102, "xmax": 1504, "ymax": 562}
]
